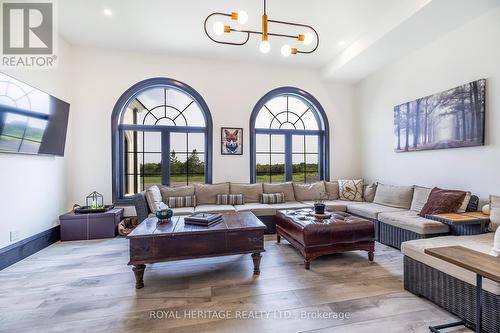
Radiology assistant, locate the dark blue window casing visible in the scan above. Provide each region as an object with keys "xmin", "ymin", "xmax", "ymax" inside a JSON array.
[
  {"xmin": 112, "ymin": 77, "xmax": 213, "ymax": 204},
  {"xmin": 250, "ymin": 87, "xmax": 330, "ymax": 183}
]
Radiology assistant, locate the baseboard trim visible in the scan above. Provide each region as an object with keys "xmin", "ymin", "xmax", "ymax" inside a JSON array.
[{"xmin": 0, "ymin": 225, "xmax": 60, "ymax": 270}]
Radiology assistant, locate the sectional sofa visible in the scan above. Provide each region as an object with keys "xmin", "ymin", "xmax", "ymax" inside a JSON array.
[{"xmin": 132, "ymin": 181, "xmax": 479, "ymax": 249}]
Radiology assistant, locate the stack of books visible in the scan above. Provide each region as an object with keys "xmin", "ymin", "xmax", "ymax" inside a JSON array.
[{"xmin": 184, "ymin": 213, "xmax": 223, "ymax": 226}]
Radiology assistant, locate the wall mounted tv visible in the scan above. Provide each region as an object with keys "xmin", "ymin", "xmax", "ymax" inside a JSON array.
[{"xmin": 0, "ymin": 72, "xmax": 70, "ymax": 156}]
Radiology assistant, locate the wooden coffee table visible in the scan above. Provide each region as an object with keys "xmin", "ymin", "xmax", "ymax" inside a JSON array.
[{"xmin": 127, "ymin": 211, "xmax": 266, "ymax": 288}]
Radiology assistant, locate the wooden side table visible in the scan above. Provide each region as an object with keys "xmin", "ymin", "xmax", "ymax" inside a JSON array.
[
  {"xmin": 426, "ymin": 212, "xmax": 490, "ymax": 236},
  {"xmin": 424, "ymin": 246, "xmax": 500, "ymax": 333},
  {"xmin": 60, "ymin": 208, "xmax": 124, "ymax": 241}
]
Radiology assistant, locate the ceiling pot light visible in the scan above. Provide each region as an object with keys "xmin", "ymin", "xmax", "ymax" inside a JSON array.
[
  {"xmin": 259, "ymin": 40, "xmax": 271, "ymax": 53},
  {"xmin": 338, "ymin": 40, "xmax": 347, "ymax": 47},
  {"xmin": 103, "ymin": 9, "xmax": 113, "ymax": 16}
]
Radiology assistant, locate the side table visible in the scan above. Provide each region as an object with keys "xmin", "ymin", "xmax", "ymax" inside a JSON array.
[
  {"xmin": 426, "ymin": 212, "xmax": 490, "ymax": 236},
  {"xmin": 425, "ymin": 246, "xmax": 500, "ymax": 333},
  {"xmin": 60, "ymin": 208, "xmax": 124, "ymax": 241}
]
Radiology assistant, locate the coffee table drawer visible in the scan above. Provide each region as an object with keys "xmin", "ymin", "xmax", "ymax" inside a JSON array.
[{"xmin": 227, "ymin": 230, "xmax": 264, "ymax": 252}]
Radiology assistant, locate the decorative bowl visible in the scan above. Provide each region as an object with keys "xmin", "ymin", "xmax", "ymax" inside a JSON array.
[{"xmin": 156, "ymin": 208, "xmax": 173, "ymax": 222}]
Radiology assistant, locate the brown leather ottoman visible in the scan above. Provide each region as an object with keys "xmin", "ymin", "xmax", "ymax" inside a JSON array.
[{"xmin": 276, "ymin": 209, "xmax": 375, "ymax": 269}]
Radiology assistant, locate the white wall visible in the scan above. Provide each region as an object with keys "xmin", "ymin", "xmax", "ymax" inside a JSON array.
[
  {"xmin": 66, "ymin": 47, "xmax": 360, "ymax": 210},
  {"xmin": 0, "ymin": 38, "xmax": 73, "ymax": 248},
  {"xmin": 356, "ymin": 8, "xmax": 500, "ymax": 201}
]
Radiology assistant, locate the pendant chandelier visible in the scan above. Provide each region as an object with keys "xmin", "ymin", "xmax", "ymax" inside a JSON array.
[{"xmin": 203, "ymin": 0, "xmax": 319, "ymax": 57}]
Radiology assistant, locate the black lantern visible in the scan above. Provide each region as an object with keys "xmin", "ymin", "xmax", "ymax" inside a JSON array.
[{"xmin": 86, "ymin": 191, "xmax": 104, "ymax": 209}]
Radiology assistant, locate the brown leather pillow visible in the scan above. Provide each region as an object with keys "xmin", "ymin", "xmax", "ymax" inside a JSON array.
[{"xmin": 419, "ymin": 187, "xmax": 467, "ymax": 217}]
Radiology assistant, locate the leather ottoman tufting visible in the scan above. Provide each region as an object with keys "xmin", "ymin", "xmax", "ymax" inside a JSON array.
[{"xmin": 276, "ymin": 209, "xmax": 375, "ymax": 269}]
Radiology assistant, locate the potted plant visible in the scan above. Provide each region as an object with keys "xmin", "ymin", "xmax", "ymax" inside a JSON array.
[{"xmin": 314, "ymin": 191, "xmax": 327, "ymax": 215}]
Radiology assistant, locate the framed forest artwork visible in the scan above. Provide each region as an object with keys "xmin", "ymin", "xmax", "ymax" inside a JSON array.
[
  {"xmin": 221, "ymin": 127, "xmax": 243, "ymax": 155},
  {"xmin": 394, "ymin": 79, "xmax": 486, "ymax": 153}
]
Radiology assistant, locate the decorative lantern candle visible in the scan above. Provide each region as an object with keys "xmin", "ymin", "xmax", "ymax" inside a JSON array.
[{"xmin": 86, "ymin": 191, "xmax": 104, "ymax": 209}]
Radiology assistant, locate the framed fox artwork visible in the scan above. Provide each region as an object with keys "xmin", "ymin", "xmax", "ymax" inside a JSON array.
[{"xmin": 221, "ymin": 127, "xmax": 243, "ymax": 155}]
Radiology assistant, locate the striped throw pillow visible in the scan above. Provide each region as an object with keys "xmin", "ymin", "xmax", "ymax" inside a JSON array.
[
  {"xmin": 260, "ymin": 192, "xmax": 285, "ymax": 204},
  {"xmin": 166, "ymin": 195, "xmax": 196, "ymax": 208},
  {"xmin": 216, "ymin": 193, "xmax": 244, "ymax": 205}
]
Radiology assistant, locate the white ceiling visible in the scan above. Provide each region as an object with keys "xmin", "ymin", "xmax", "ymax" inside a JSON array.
[{"xmin": 58, "ymin": 0, "xmax": 500, "ymax": 82}]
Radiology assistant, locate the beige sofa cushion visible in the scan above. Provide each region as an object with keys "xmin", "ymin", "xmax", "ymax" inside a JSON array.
[
  {"xmin": 171, "ymin": 207, "xmax": 195, "ymax": 216},
  {"xmin": 346, "ymin": 202, "xmax": 405, "ymax": 220},
  {"xmin": 491, "ymin": 227, "xmax": 500, "ymax": 256},
  {"xmin": 378, "ymin": 210, "xmax": 450, "ymax": 235},
  {"xmin": 338, "ymin": 179, "xmax": 363, "ymax": 201},
  {"xmin": 160, "ymin": 185, "xmax": 195, "ymax": 201},
  {"xmin": 145, "ymin": 185, "xmax": 163, "ymax": 213},
  {"xmin": 293, "ymin": 181, "xmax": 326, "ymax": 201},
  {"xmin": 490, "ymin": 195, "xmax": 500, "ymax": 231},
  {"xmin": 269, "ymin": 201, "xmax": 311, "ymax": 210},
  {"xmin": 194, "ymin": 204, "xmax": 236, "ymax": 214},
  {"xmin": 401, "ymin": 233, "xmax": 499, "ymax": 295},
  {"xmin": 373, "ymin": 183, "xmax": 414, "ymax": 209},
  {"xmin": 263, "ymin": 182, "xmax": 296, "ymax": 202},
  {"xmin": 230, "ymin": 183, "xmax": 263, "ymax": 203},
  {"xmin": 410, "ymin": 186, "xmax": 432, "ymax": 212},
  {"xmin": 234, "ymin": 203, "xmax": 276, "ymax": 216},
  {"xmin": 194, "ymin": 183, "xmax": 230, "ymax": 205},
  {"xmin": 363, "ymin": 183, "xmax": 378, "ymax": 202},
  {"xmin": 301, "ymin": 200, "xmax": 349, "ymax": 212},
  {"xmin": 324, "ymin": 181, "xmax": 339, "ymax": 200}
]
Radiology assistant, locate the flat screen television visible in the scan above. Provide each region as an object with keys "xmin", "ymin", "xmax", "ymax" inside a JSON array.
[{"xmin": 0, "ymin": 72, "xmax": 70, "ymax": 156}]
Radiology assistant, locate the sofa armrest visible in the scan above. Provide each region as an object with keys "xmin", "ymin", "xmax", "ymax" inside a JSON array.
[{"xmin": 132, "ymin": 191, "xmax": 150, "ymax": 223}]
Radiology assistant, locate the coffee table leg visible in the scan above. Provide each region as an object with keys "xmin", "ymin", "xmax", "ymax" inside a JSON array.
[
  {"xmin": 251, "ymin": 253, "xmax": 262, "ymax": 275},
  {"xmin": 304, "ymin": 259, "xmax": 311, "ymax": 270},
  {"xmin": 368, "ymin": 251, "xmax": 374, "ymax": 261},
  {"xmin": 133, "ymin": 264, "xmax": 146, "ymax": 289},
  {"xmin": 277, "ymin": 234, "xmax": 281, "ymax": 243}
]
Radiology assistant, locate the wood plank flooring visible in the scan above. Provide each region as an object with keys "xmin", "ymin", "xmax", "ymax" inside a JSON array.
[{"xmin": 0, "ymin": 235, "xmax": 471, "ymax": 333}]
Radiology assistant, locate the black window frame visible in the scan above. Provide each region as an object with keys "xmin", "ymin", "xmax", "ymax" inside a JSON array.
[
  {"xmin": 250, "ymin": 87, "xmax": 329, "ymax": 183},
  {"xmin": 111, "ymin": 77, "xmax": 213, "ymax": 204}
]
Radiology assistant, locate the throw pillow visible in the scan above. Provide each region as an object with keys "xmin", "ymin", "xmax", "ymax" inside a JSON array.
[
  {"xmin": 216, "ymin": 193, "xmax": 244, "ymax": 205},
  {"xmin": 194, "ymin": 183, "xmax": 230, "ymax": 205},
  {"xmin": 373, "ymin": 183, "xmax": 414, "ymax": 209},
  {"xmin": 263, "ymin": 182, "xmax": 296, "ymax": 202},
  {"xmin": 363, "ymin": 183, "xmax": 378, "ymax": 202},
  {"xmin": 338, "ymin": 179, "xmax": 363, "ymax": 202},
  {"xmin": 457, "ymin": 192, "xmax": 472, "ymax": 213},
  {"xmin": 490, "ymin": 225, "xmax": 500, "ymax": 257},
  {"xmin": 419, "ymin": 187, "xmax": 467, "ymax": 217},
  {"xmin": 230, "ymin": 183, "xmax": 263, "ymax": 203},
  {"xmin": 410, "ymin": 186, "xmax": 432, "ymax": 212},
  {"xmin": 293, "ymin": 182, "xmax": 326, "ymax": 201},
  {"xmin": 260, "ymin": 192, "xmax": 285, "ymax": 204},
  {"xmin": 489, "ymin": 195, "xmax": 500, "ymax": 232},
  {"xmin": 324, "ymin": 181, "xmax": 339, "ymax": 200},
  {"xmin": 166, "ymin": 195, "xmax": 197, "ymax": 208},
  {"xmin": 145, "ymin": 185, "xmax": 163, "ymax": 213}
]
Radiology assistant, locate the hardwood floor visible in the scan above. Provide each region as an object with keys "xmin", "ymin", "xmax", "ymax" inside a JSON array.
[{"xmin": 0, "ymin": 235, "xmax": 470, "ymax": 333}]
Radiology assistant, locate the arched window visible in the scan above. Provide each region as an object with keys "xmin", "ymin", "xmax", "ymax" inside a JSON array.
[
  {"xmin": 250, "ymin": 87, "xmax": 329, "ymax": 183},
  {"xmin": 112, "ymin": 78, "xmax": 212, "ymax": 202}
]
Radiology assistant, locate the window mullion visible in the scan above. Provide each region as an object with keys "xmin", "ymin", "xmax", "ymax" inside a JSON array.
[
  {"xmin": 162, "ymin": 130, "xmax": 170, "ymax": 186},
  {"xmin": 285, "ymin": 134, "xmax": 293, "ymax": 182}
]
